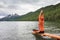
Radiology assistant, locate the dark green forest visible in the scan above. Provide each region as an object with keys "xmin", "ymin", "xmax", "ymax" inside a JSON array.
[{"xmin": 14, "ymin": 3, "xmax": 60, "ymax": 22}]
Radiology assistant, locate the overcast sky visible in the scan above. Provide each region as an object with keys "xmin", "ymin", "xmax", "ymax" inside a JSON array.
[{"xmin": 0, "ymin": 0, "xmax": 60, "ymax": 17}]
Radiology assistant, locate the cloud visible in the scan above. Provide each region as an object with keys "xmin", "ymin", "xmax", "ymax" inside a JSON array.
[
  {"xmin": 7, "ymin": 5, "xmax": 18, "ymax": 9},
  {"xmin": 0, "ymin": 0, "xmax": 60, "ymax": 16},
  {"xmin": 0, "ymin": 12, "xmax": 8, "ymax": 16},
  {"xmin": 0, "ymin": 16, "xmax": 5, "ymax": 18}
]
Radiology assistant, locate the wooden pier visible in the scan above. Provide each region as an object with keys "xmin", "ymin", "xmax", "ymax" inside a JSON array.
[{"xmin": 32, "ymin": 31, "xmax": 60, "ymax": 40}]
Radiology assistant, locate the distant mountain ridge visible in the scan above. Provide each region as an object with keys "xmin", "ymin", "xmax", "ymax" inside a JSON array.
[
  {"xmin": 0, "ymin": 14, "xmax": 20, "ymax": 21},
  {"xmin": 0, "ymin": 3, "xmax": 60, "ymax": 21}
]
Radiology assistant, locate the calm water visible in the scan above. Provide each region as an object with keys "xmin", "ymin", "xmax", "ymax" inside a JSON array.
[{"xmin": 0, "ymin": 21, "xmax": 60, "ymax": 40}]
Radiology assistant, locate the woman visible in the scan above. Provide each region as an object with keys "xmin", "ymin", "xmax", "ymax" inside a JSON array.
[
  {"xmin": 33, "ymin": 10, "xmax": 44, "ymax": 34},
  {"xmin": 38, "ymin": 10, "xmax": 44, "ymax": 33}
]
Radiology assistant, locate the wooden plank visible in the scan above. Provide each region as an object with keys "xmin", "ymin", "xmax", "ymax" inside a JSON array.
[
  {"xmin": 40, "ymin": 33, "xmax": 60, "ymax": 39},
  {"xmin": 32, "ymin": 31, "xmax": 60, "ymax": 40}
]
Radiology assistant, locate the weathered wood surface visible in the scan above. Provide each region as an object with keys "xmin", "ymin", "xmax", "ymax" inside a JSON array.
[{"xmin": 32, "ymin": 31, "xmax": 60, "ymax": 40}]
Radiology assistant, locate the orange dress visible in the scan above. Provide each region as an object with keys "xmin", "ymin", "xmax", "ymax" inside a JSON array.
[{"xmin": 38, "ymin": 14, "xmax": 44, "ymax": 32}]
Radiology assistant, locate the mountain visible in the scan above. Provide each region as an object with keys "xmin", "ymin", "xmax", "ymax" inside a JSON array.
[
  {"xmin": 13, "ymin": 3, "xmax": 60, "ymax": 22},
  {"xmin": 0, "ymin": 3, "xmax": 60, "ymax": 21},
  {"xmin": 0, "ymin": 14, "xmax": 20, "ymax": 21}
]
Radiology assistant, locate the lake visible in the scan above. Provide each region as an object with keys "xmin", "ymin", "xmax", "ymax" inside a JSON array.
[{"xmin": 0, "ymin": 21, "xmax": 60, "ymax": 40}]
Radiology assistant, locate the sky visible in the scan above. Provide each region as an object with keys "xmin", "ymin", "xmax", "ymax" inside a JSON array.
[{"xmin": 0, "ymin": 0, "xmax": 60, "ymax": 18}]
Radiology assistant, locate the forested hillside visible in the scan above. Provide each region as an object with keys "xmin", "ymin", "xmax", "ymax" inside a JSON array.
[{"xmin": 14, "ymin": 3, "xmax": 60, "ymax": 22}]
